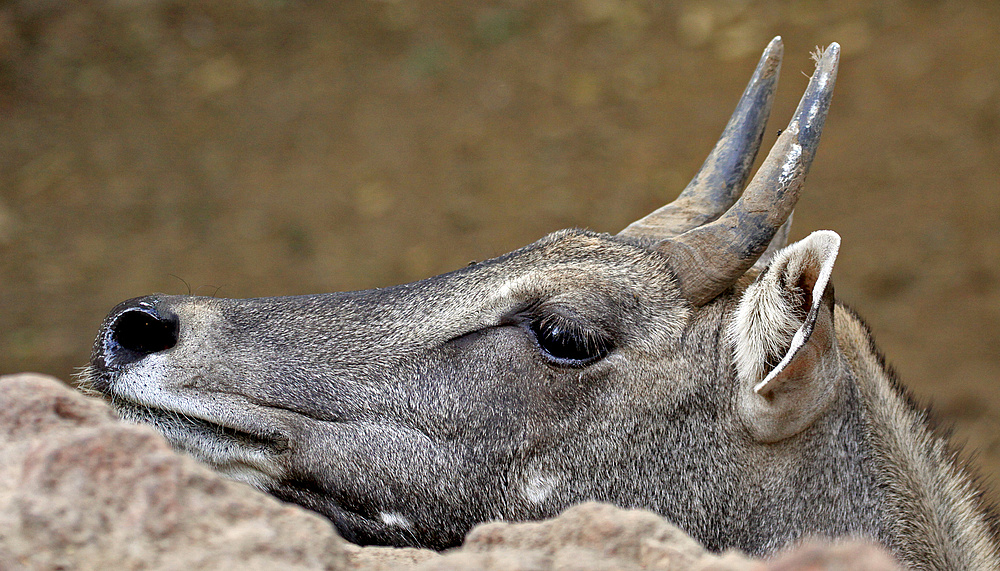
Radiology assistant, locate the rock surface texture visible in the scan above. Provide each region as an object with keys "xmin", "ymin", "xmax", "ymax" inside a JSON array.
[
  {"xmin": 0, "ymin": 373, "xmax": 349, "ymax": 571},
  {"xmin": 0, "ymin": 373, "xmax": 900, "ymax": 570}
]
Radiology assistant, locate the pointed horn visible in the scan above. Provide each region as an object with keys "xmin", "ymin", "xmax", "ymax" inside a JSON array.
[
  {"xmin": 619, "ymin": 36, "xmax": 783, "ymax": 242},
  {"xmin": 663, "ymin": 43, "xmax": 840, "ymax": 306},
  {"xmin": 753, "ymin": 214, "xmax": 793, "ymax": 271}
]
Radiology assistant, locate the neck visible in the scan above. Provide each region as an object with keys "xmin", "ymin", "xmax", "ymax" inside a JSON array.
[{"xmin": 836, "ymin": 305, "xmax": 1000, "ymax": 570}]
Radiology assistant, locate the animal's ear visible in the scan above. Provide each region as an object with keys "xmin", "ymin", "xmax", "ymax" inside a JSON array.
[{"xmin": 729, "ymin": 230, "xmax": 843, "ymax": 443}]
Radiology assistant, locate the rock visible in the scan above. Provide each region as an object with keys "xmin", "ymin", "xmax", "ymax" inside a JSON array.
[
  {"xmin": 414, "ymin": 505, "xmax": 901, "ymax": 570},
  {"xmin": 0, "ymin": 373, "xmax": 901, "ymax": 570},
  {"xmin": 763, "ymin": 540, "xmax": 901, "ymax": 570},
  {"xmin": 344, "ymin": 545, "xmax": 439, "ymax": 570},
  {"xmin": 416, "ymin": 502, "xmax": 749, "ymax": 570},
  {"xmin": 0, "ymin": 373, "xmax": 348, "ymax": 571}
]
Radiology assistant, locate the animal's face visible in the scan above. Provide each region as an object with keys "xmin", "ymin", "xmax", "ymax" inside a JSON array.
[
  {"xmin": 86, "ymin": 39, "xmax": 844, "ymax": 549},
  {"xmin": 88, "ymin": 230, "xmax": 712, "ymax": 547}
]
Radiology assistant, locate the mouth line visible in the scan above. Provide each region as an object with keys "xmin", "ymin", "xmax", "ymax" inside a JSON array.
[{"xmin": 110, "ymin": 396, "xmax": 291, "ymax": 453}]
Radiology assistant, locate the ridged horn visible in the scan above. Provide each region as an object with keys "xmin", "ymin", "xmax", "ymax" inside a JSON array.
[
  {"xmin": 618, "ymin": 36, "xmax": 783, "ymax": 242},
  {"xmin": 662, "ymin": 43, "xmax": 841, "ymax": 307}
]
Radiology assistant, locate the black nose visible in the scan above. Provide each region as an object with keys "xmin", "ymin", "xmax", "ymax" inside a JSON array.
[{"xmin": 101, "ymin": 299, "xmax": 180, "ymax": 367}]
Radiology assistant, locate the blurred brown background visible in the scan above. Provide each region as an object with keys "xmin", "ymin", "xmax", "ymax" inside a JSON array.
[{"xmin": 1, "ymin": 1, "xmax": 999, "ymax": 496}]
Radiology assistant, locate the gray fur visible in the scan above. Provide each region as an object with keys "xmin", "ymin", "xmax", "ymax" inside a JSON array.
[{"xmin": 84, "ymin": 43, "xmax": 999, "ymax": 569}]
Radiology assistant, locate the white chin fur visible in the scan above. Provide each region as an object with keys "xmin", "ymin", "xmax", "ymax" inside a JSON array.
[{"xmin": 110, "ymin": 359, "xmax": 288, "ymax": 488}]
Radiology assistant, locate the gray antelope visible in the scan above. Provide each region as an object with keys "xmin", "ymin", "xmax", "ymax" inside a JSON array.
[{"xmin": 86, "ymin": 38, "xmax": 1000, "ymax": 569}]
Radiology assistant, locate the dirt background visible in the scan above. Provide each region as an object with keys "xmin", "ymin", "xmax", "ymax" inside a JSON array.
[{"xmin": 1, "ymin": 0, "xmax": 999, "ymax": 501}]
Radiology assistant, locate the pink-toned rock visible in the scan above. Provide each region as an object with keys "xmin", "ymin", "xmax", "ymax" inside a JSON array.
[
  {"xmin": 344, "ymin": 544, "xmax": 439, "ymax": 570},
  {"xmin": 414, "ymin": 504, "xmax": 901, "ymax": 570},
  {"xmin": 0, "ymin": 373, "xmax": 348, "ymax": 571},
  {"xmin": 763, "ymin": 540, "xmax": 901, "ymax": 570},
  {"xmin": 416, "ymin": 502, "xmax": 751, "ymax": 571}
]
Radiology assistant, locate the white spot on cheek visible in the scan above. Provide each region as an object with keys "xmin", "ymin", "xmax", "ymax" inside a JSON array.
[
  {"xmin": 521, "ymin": 473, "xmax": 560, "ymax": 504},
  {"xmin": 380, "ymin": 512, "xmax": 412, "ymax": 529}
]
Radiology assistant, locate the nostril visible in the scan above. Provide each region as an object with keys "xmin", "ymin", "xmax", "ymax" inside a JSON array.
[{"xmin": 109, "ymin": 307, "xmax": 179, "ymax": 360}]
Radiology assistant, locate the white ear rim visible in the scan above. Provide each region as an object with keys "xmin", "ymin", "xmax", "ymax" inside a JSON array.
[{"xmin": 753, "ymin": 230, "xmax": 841, "ymax": 395}]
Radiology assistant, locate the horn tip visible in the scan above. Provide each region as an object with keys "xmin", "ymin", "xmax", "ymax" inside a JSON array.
[
  {"xmin": 762, "ymin": 36, "xmax": 783, "ymax": 64},
  {"xmin": 815, "ymin": 42, "xmax": 840, "ymax": 72},
  {"xmin": 790, "ymin": 42, "xmax": 840, "ymax": 141}
]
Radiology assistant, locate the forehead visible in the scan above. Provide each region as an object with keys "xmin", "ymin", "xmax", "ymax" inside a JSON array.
[
  {"xmin": 469, "ymin": 230, "xmax": 689, "ymax": 336},
  {"xmin": 385, "ymin": 228, "xmax": 685, "ymax": 328},
  {"xmin": 490, "ymin": 229, "xmax": 679, "ymax": 294}
]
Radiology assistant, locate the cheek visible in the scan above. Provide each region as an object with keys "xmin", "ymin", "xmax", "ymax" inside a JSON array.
[
  {"xmin": 411, "ymin": 326, "xmax": 609, "ymax": 446},
  {"xmin": 405, "ymin": 327, "xmax": 542, "ymax": 441}
]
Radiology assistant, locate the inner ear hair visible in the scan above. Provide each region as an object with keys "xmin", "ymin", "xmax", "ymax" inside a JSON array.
[{"xmin": 730, "ymin": 231, "xmax": 843, "ymax": 442}]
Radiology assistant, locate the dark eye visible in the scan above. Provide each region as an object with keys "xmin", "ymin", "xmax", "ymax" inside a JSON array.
[{"xmin": 530, "ymin": 316, "xmax": 612, "ymax": 367}]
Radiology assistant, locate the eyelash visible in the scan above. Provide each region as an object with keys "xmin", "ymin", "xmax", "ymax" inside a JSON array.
[{"xmin": 528, "ymin": 313, "xmax": 613, "ymax": 367}]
